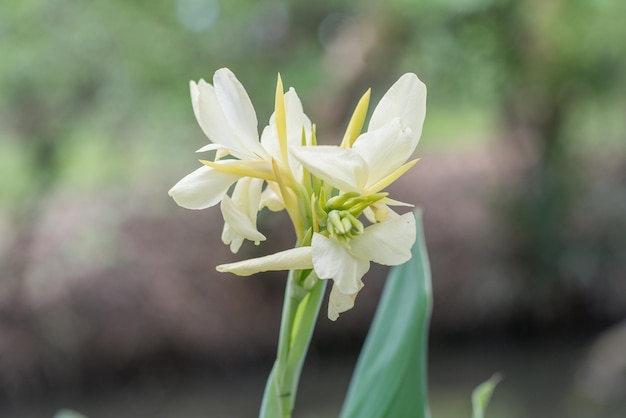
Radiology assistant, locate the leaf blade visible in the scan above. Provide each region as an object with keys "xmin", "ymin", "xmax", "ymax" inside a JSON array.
[{"xmin": 339, "ymin": 209, "xmax": 432, "ymax": 418}]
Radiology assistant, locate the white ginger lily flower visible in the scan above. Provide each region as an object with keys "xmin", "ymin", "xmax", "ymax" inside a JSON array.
[
  {"xmin": 168, "ymin": 68, "xmax": 270, "ymax": 211},
  {"xmin": 169, "ymin": 68, "xmax": 311, "ymax": 249},
  {"xmin": 217, "ymin": 212, "xmax": 416, "ymax": 320},
  {"xmin": 289, "ymin": 73, "xmax": 426, "ymax": 220}
]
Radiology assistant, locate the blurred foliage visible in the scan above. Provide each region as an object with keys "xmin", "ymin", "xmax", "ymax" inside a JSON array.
[
  {"xmin": 0, "ymin": 0, "xmax": 626, "ymax": 414},
  {"xmin": 1, "ymin": 0, "xmax": 625, "ymax": 201}
]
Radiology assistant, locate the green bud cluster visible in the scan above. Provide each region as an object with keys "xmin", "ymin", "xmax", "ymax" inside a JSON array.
[
  {"xmin": 327, "ymin": 210, "xmax": 364, "ymax": 240},
  {"xmin": 310, "ymin": 191, "xmax": 388, "ymax": 244}
]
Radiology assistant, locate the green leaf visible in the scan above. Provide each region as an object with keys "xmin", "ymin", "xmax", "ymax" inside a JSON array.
[
  {"xmin": 471, "ymin": 374, "xmax": 501, "ymax": 418},
  {"xmin": 339, "ymin": 209, "xmax": 432, "ymax": 418}
]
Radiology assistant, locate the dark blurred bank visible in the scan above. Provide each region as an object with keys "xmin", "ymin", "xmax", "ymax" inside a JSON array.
[{"xmin": 1, "ymin": 0, "xmax": 625, "ymax": 417}]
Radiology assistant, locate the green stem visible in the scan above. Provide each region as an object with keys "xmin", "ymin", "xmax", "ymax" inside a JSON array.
[{"xmin": 259, "ymin": 270, "xmax": 326, "ymax": 418}]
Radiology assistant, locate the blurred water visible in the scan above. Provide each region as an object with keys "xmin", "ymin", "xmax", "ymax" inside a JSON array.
[{"xmin": 1, "ymin": 339, "xmax": 625, "ymax": 418}]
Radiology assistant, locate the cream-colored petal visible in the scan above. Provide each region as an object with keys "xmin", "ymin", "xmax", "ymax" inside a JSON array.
[
  {"xmin": 311, "ymin": 233, "xmax": 369, "ymax": 294},
  {"xmin": 168, "ymin": 166, "xmax": 240, "ymax": 210},
  {"xmin": 191, "ymin": 80, "xmax": 243, "ymax": 156},
  {"xmin": 368, "ymin": 73, "xmax": 427, "ymax": 154},
  {"xmin": 221, "ymin": 223, "xmax": 245, "ymax": 253},
  {"xmin": 220, "ymin": 177, "xmax": 265, "ymax": 252},
  {"xmin": 352, "ymin": 118, "xmax": 414, "ymax": 185},
  {"xmin": 213, "ymin": 68, "xmax": 267, "ymax": 159},
  {"xmin": 285, "ymin": 88, "xmax": 312, "ymax": 146},
  {"xmin": 260, "ymin": 124, "xmax": 280, "ymax": 162},
  {"xmin": 220, "ymin": 195, "xmax": 266, "ymax": 247},
  {"xmin": 290, "ymin": 146, "xmax": 368, "ymax": 192},
  {"xmin": 232, "ymin": 177, "xmax": 264, "ymax": 222},
  {"xmin": 350, "ymin": 212, "xmax": 416, "ymax": 266},
  {"xmin": 328, "ymin": 281, "xmax": 364, "ymax": 321},
  {"xmin": 216, "ymin": 247, "xmax": 313, "ymax": 276},
  {"xmin": 260, "ymin": 182, "xmax": 285, "ymax": 212},
  {"xmin": 196, "ymin": 143, "xmax": 229, "ymax": 153}
]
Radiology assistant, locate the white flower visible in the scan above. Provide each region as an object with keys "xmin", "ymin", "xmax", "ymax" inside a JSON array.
[
  {"xmin": 289, "ymin": 73, "xmax": 426, "ymax": 218},
  {"xmin": 169, "ymin": 68, "xmax": 311, "ymax": 250},
  {"xmin": 217, "ymin": 212, "xmax": 416, "ymax": 320}
]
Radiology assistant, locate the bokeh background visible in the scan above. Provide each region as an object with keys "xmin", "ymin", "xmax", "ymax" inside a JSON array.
[{"xmin": 1, "ymin": 0, "xmax": 626, "ymax": 417}]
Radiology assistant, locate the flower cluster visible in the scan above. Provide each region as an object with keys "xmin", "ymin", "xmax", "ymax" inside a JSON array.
[{"xmin": 169, "ymin": 68, "xmax": 426, "ymax": 320}]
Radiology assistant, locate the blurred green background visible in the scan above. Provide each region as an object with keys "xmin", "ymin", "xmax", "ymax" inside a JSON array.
[{"xmin": 1, "ymin": 0, "xmax": 626, "ymax": 417}]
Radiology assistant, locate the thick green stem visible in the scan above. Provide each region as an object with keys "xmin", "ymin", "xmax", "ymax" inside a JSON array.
[{"xmin": 259, "ymin": 270, "xmax": 326, "ymax": 418}]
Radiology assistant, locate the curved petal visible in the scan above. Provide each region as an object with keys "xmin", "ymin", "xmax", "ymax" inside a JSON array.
[
  {"xmin": 290, "ymin": 146, "xmax": 368, "ymax": 192},
  {"xmin": 220, "ymin": 178, "xmax": 266, "ymax": 251},
  {"xmin": 349, "ymin": 212, "xmax": 416, "ymax": 266},
  {"xmin": 352, "ymin": 118, "xmax": 414, "ymax": 185},
  {"xmin": 312, "ymin": 233, "xmax": 369, "ymax": 294},
  {"xmin": 213, "ymin": 68, "xmax": 267, "ymax": 159},
  {"xmin": 220, "ymin": 195, "xmax": 266, "ymax": 248},
  {"xmin": 260, "ymin": 182, "xmax": 285, "ymax": 212},
  {"xmin": 168, "ymin": 166, "xmax": 240, "ymax": 210},
  {"xmin": 221, "ymin": 224, "xmax": 245, "ymax": 253},
  {"xmin": 196, "ymin": 143, "xmax": 229, "ymax": 153},
  {"xmin": 285, "ymin": 88, "xmax": 312, "ymax": 146},
  {"xmin": 216, "ymin": 247, "xmax": 313, "ymax": 276},
  {"xmin": 328, "ymin": 281, "xmax": 364, "ymax": 321},
  {"xmin": 368, "ymin": 73, "xmax": 427, "ymax": 155},
  {"xmin": 191, "ymin": 80, "xmax": 243, "ymax": 155}
]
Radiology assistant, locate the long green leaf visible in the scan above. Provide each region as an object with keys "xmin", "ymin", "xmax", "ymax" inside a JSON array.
[{"xmin": 339, "ymin": 209, "xmax": 432, "ymax": 418}]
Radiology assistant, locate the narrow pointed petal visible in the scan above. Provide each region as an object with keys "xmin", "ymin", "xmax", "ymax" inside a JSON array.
[
  {"xmin": 340, "ymin": 88, "xmax": 371, "ymax": 149},
  {"xmin": 382, "ymin": 196, "xmax": 414, "ymax": 207},
  {"xmin": 350, "ymin": 212, "xmax": 416, "ymax": 266},
  {"xmin": 352, "ymin": 118, "xmax": 414, "ymax": 185},
  {"xmin": 200, "ymin": 159, "xmax": 276, "ymax": 181},
  {"xmin": 274, "ymin": 73, "xmax": 288, "ymax": 163},
  {"xmin": 368, "ymin": 73, "xmax": 427, "ymax": 153},
  {"xmin": 365, "ymin": 158, "xmax": 419, "ymax": 194},
  {"xmin": 312, "ymin": 233, "xmax": 370, "ymax": 294},
  {"xmin": 168, "ymin": 166, "xmax": 240, "ymax": 210},
  {"xmin": 290, "ymin": 146, "xmax": 368, "ymax": 192},
  {"xmin": 328, "ymin": 281, "xmax": 364, "ymax": 321},
  {"xmin": 216, "ymin": 247, "xmax": 313, "ymax": 276}
]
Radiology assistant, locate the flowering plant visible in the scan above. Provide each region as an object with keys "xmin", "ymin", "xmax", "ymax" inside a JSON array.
[{"xmin": 167, "ymin": 69, "xmax": 495, "ymax": 418}]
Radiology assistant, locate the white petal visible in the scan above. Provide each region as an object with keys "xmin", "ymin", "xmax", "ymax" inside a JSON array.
[
  {"xmin": 232, "ymin": 177, "xmax": 264, "ymax": 221},
  {"xmin": 213, "ymin": 68, "xmax": 267, "ymax": 158},
  {"xmin": 285, "ymin": 88, "xmax": 312, "ymax": 146},
  {"xmin": 368, "ymin": 73, "xmax": 427, "ymax": 154},
  {"xmin": 290, "ymin": 146, "xmax": 368, "ymax": 192},
  {"xmin": 219, "ymin": 178, "xmax": 266, "ymax": 251},
  {"xmin": 328, "ymin": 281, "xmax": 364, "ymax": 321},
  {"xmin": 312, "ymin": 233, "xmax": 370, "ymax": 294},
  {"xmin": 350, "ymin": 212, "xmax": 416, "ymax": 266},
  {"xmin": 196, "ymin": 143, "xmax": 228, "ymax": 153},
  {"xmin": 221, "ymin": 195, "xmax": 266, "ymax": 247},
  {"xmin": 191, "ymin": 80, "xmax": 242, "ymax": 155},
  {"xmin": 260, "ymin": 182, "xmax": 285, "ymax": 212},
  {"xmin": 260, "ymin": 124, "xmax": 280, "ymax": 162},
  {"xmin": 168, "ymin": 166, "xmax": 240, "ymax": 210},
  {"xmin": 216, "ymin": 247, "xmax": 313, "ymax": 276},
  {"xmin": 352, "ymin": 118, "xmax": 414, "ymax": 186},
  {"xmin": 221, "ymin": 223, "xmax": 245, "ymax": 253}
]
